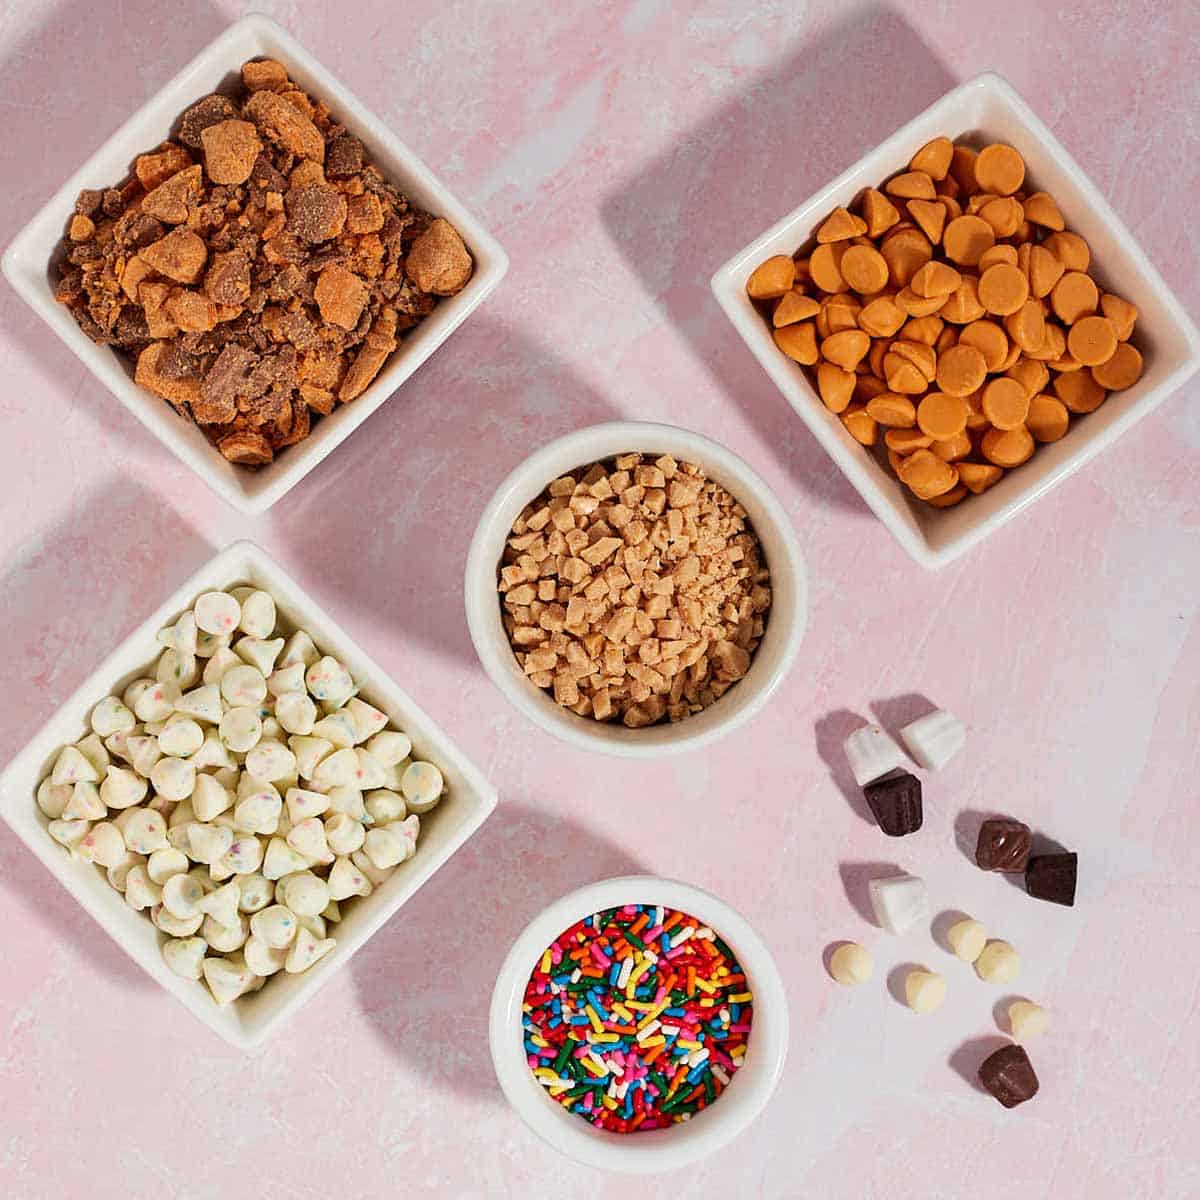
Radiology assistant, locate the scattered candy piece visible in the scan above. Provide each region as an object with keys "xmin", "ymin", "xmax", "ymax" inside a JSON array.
[
  {"xmin": 899, "ymin": 709, "xmax": 965, "ymax": 770},
  {"xmin": 1008, "ymin": 1000, "xmax": 1051, "ymax": 1039},
  {"xmin": 975, "ymin": 817, "xmax": 1032, "ymax": 873},
  {"xmin": 868, "ymin": 872, "xmax": 929, "ymax": 935},
  {"xmin": 863, "ymin": 770, "xmax": 923, "ymax": 836},
  {"xmin": 843, "ymin": 724, "xmax": 905, "ymax": 787},
  {"xmin": 975, "ymin": 940, "xmax": 1021, "ymax": 985},
  {"xmin": 1025, "ymin": 852, "xmax": 1077, "ymax": 906},
  {"xmin": 829, "ymin": 942, "xmax": 873, "ymax": 985},
  {"xmin": 978, "ymin": 1043, "xmax": 1039, "ymax": 1108},
  {"xmin": 904, "ymin": 969, "xmax": 947, "ymax": 1014},
  {"xmin": 947, "ymin": 918, "xmax": 987, "ymax": 963}
]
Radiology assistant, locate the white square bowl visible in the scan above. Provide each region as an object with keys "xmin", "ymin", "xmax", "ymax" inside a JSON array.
[
  {"xmin": 1, "ymin": 14, "xmax": 508, "ymax": 514},
  {"xmin": 0, "ymin": 540, "xmax": 498, "ymax": 1048},
  {"xmin": 711, "ymin": 73, "xmax": 1200, "ymax": 568}
]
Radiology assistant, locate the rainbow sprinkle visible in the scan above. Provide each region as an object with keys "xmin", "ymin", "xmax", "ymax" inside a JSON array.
[{"xmin": 521, "ymin": 904, "xmax": 753, "ymax": 1132}]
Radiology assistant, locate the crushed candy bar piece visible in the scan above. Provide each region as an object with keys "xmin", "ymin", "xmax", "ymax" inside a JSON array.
[
  {"xmin": 242, "ymin": 59, "xmax": 289, "ymax": 92},
  {"xmin": 405, "ymin": 217, "xmax": 473, "ymax": 295},
  {"xmin": 135, "ymin": 144, "xmax": 193, "ymax": 190},
  {"xmin": 165, "ymin": 289, "xmax": 219, "ymax": 334},
  {"xmin": 179, "ymin": 94, "xmax": 239, "ymax": 148},
  {"xmin": 314, "ymin": 263, "xmax": 368, "ymax": 330},
  {"xmin": 135, "ymin": 342, "xmax": 200, "ymax": 408},
  {"xmin": 325, "ymin": 132, "xmax": 364, "ymax": 178},
  {"xmin": 68, "ymin": 215, "xmax": 94, "ymax": 242},
  {"xmin": 203, "ymin": 248, "xmax": 252, "ymax": 306},
  {"xmin": 142, "ymin": 164, "xmax": 203, "ymax": 223},
  {"xmin": 346, "ymin": 193, "xmax": 384, "ymax": 234},
  {"xmin": 245, "ymin": 89, "xmax": 324, "ymax": 162},
  {"xmin": 141, "ymin": 229, "xmax": 208, "ymax": 284},
  {"xmin": 339, "ymin": 307, "xmax": 398, "ymax": 401},
  {"xmin": 218, "ymin": 429, "xmax": 274, "ymax": 464},
  {"xmin": 286, "ymin": 184, "xmax": 347, "ymax": 243},
  {"xmin": 201, "ymin": 120, "xmax": 262, "ymax": 186}
]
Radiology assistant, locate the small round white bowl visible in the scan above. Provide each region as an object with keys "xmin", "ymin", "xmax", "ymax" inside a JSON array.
[
  {"xmin": 489, "ymin": 875, "xmax": 789, "ymax": 1173},
  {"xmin": 465, "ymin": 421, "xmax": 807, "ymax": 757}
]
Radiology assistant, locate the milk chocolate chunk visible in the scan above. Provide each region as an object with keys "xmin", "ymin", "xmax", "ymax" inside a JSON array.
[
  {"xmin": 863, "ymin": 770, "xmax": 923, "ymax": 836},
  {"xmin": 978, "ymin": 1044, "xmax": 1039, "ymax": 1108},
  {"xmin": 1025, "ymin": 852, "xmax": 1077, "ymax": 906},
  {"xmin": 975, "ymin": 817, "xmax": 1032, "ymax": 872}
]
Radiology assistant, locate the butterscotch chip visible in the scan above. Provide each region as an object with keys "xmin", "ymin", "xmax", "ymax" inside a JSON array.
[
  {"xmin": 314, "ymin": 263, "xmax": 369, "ymax": 330},
  {"xmin": 889, "ymin": 339, "xmax": 936, "ymax": 381},
  {"xmin": 885, "ymin": 171, "xmax": 936, "ymax": 200},
  {"xmin": 959, "ymin": 319, "xmax": 1009, "ymax": 370},
  {"xmin": 926, "ymin": 483, "xmax": 967, "ymax": 507},
  {"xmin": 840, "ymin": 244, "xmax": 889, "ymax": 294},
  {"xmin": 1023, "ymin": 191, "xmax": 1065, "ymax": 230},
  {"xmin": 897, "ymin": 448, "xmax": 958, "ymax": 498},
  {"xmin": 406, "ymin": 217, "xmax": 474, "ymax": 295},
  {"xmin": 916, "ymin": 392, "xmax": 968, "ymax": 440},
  {"xmin": 242, "ymin": 59, "xmax": 289, "ymax": 92},
  {"xmin": 135, "ymin": 144, "xmax": 193, "ymax": 190},
  {"xmin": 773, "ymin": 323, "xmax": 818, "ymax": 364},
  {"xmin": 245, "ymin": 89, "xmax": 324, "ymax": 161},
  {"xmin": 975, "ymin": 143, "xmax": 1025, "ymax": 195},
  {"xmin": 942, "ymin": 215, "xmax": 994, "ymax": 267},
  {"xmin": 880, "ymin": 227, "xmax": 932, "ymax": 287},
  {"xmin": 904, "ymin": 314, "xmax": 944, "ymax": 347},
  {"xmin": 978, "ymin": 263, "xmax": 1029, "ymax": 316},
  {"xmin": 1027, "ymin": 323, "xmax": 1067, "ymax": 363},
  {"xmin": 885, "ymin": 428, "xmax": 932, "ymax": 454},
  {"xmin": 1004, "ymin": 299, "xmax": 1046, "ymax": 353},
  {"xmin": 817, "ymin": 207, "xmax": 868, "ymax": 243},
  {"xmin": 141, "ymin": 229, "xmax": 207, "ymax": 283},
  {"xmin": 884, "ymin": 355, "xmax": 928, "ymax": 395},
  {"xmin": 1091, "ymin": 341, "xmax": 1143, "ymax": 390},
  {"xmin": 950, "ymin": 145, "xmax": 979, "ymax": 195},
  {"xmin": 978, "ymin": 196, "xmax": 1022, "ymax": 238},
  {"xmin": 981, "ymin": 377, "xmax": 1030, "ymax": 430},
  {"xmin": 929, "ymin": 430, "xmax": 972, "ymax": 462},
  {"xmin": 1006, "ymin": 356, "xmax": 1050, "ymax": 398},
  {"xmin": 841, "ymin": 405, "xmax": 878, "ymax": 445},
  {"xmin": 1053, "ymin": 370, "xmax": 1106, "ymax": 413},
  {"xmin": 821, "ymin": 329, "xmax": 870, "ymax": 371},
  {"xmin": 981, "ymin": 426, "xmax": 1034, "ymax": 467},
  {"xmin": 895, "ymin": 287, "xmax": 945, "ymax": 318},
  {"xmin": 821, "ymin": 294, "xmax": 861, "ymax": 333},
  {"xmin": 286, "ymin": 184, "xmax": 347, "ymax": 243},
  {"xmin": 910, "ymin": 260, "xmax": 960, "ymax": 298},
  {"xmin": 910, "ymin": 136, "xmax": 953, "ymax": 180},
  {"xmin": 934, "ymin": 325, "xmax": 957, "ymax": 356},
  {"xmin": 1026, "ymin": 394, "xmax": 1070, "ymax": 442},
  {"xmin": 1043, "ymin": 230, "xmax": 1090, "ymax": 271},
  {"xmin": 963, "ymin": 387, "xmax": 988, "ymax": 431},
  {"xmin": 1100, "ymin": 293, "xmax": 1138, "ymax": 341},
  {"xmin": 142, "ymin": 163, "xmax": 203, "ymax": 223},
  {"xmin": 940, "ymin": 276, "xmax": 985, "ymax": 324},
  {"xmin": 978, "ymin": 244, "xmax": 1018, "ymax": 272},
  {"xmin": 201, "ymin": 120, "xmax": 262, "ymax": 185},
  {"xmin": 808, "ymin": 243, "xmax": 848, "ymax": 293},
  {"xmin": 772, "ymin": 290, "xmax": 819, "ymax": 327},
  {"xmin": 747, "ymin": 255, "xmax": 795, "ymax": 299},
  {"xmin": 957, "ymin": 461, "xmax": 1004, "ymax": 493},
  {"xmin": 817, "ymin": 362, "xmax": 856, "ymax": 412},
  {"xmin": 1067, "ymin": 315, "xmax": 1118, "ymax": 366},
  {"xmin": 863, "ymin": 189, "xmax": 901, "ymax": 238},
  {"xmin": 1050, "ymin": 271, "xmax": 1099, "ymax": 324},
  {"xmin": 935, "ymin": 343, "xmax": 987, "ymax": 396},
  {"xmin": 218, "ymin": 430, "xmax": 274, "ymax": 464},
  {"xmin": 907, "ymin": 198, "xmax": 947, "ymax": 245},
  {"xmin": 866, "ymin": 393, "xmax": 917, "ymax": 427},
  {"xmin": 1026, "ymin": 244, "xmax": 1065, "ymax": 299}
]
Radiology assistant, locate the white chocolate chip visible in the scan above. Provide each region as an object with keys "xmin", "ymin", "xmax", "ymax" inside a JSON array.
[
  {"xmin": 365, "ymin": 789, "xmax": 406, "ymax": 824},
  {"xmin": 305, "ymin": 656, "xmax": 355, "ymax": 707},
  {"xmin": 221, "ymin": 664, "xmax": 268, "ymax": 709},
  {"xmin": 250, "ymin": 904, "xmax": 298, "ymax": 949},
  {"xmin": 282, "ymin": 871, "xmax": 330, "ymax": 917},
  {"xmin": 245, "ymin": 740, "xmax": 297, "ymax": 782},
  {"xmin": 191, "ymin": 774, "xmax": 233, "ymax": 822},
  {"xmin": 363, "ymin": 825, "xmax": 409, "ymax": 870},
  {"xmin": 187, "ymin": 822, "xmax": 234, "ymax": 865},
  {"xmin": 1008, "ymin": 1000, "xmax": 1050, "ymax": 1039},
  {"xmin": 905, "ymin": 970, "xmax": 947, "ymax": 1014},
  {"xmin": 829, "ymin": 942, "xmax": 873, "ymax": 985},
  {"xmin": 174, "ymin": 684, "xmax": 223, "ymax": 723},
  {"xmin": 947, "ymin": 918, "xmax": 987, "ymax": 963},
  {"xmin": 401, "ymin": 761, "xmax": 443, "ymax": 813},
  {"xmin": 202, "ymin": 645, "xmax": 242, "ymax": 687},
  {"xmin": 133, "ymin": 680, "xmax": 179, "ymax": 723},
  {"xmin": 235, "ymin": 636, "xmax": 285, "ymax": 676},
  {"xmin": 287, "ymin": 818, "xmax": 333, "ymax": 866},
  {"xmin": 63, "ymin": 781, "xmax": 105, "ymax": 820},
  {"xmin": 52, "ymin": 745, "xmax": 99, "ymax": 786},
  {"xmin": 115, "ymin": 806, "xmax": 169, "ymax": 854},
  {"xmin": 75, "ymin": 734, "xmax": 111, "ymax": 781},
  {"xmin": 275, "ymin": 692, "xmax": 317, "ymax": 735},
  {"xmin": 285, "ymin": 925, "xmax": 335, "ymax": 974},
  {"xmin": 204, "ymin": 913, "xmax": 249, "ymax": 952},
  {"xmin": 237, "ymin": 872, "xmax": 274, "ymax": 912},
  {"xmin": 196, "ymin": 880, "xmax": 242, "ymax": 928},
  {"xmin": 220, "ymin": 834, "xmax": 265, "ymax": 876},
  {"xmin": 126, "ymin": 735, "xmax": 162, "ymax": 779},
  {"xmin": 238, "ymin": 590, "xmax": 276, "ymax": 638},
  {"xmin": 328, "ymin": 855, "xmax": 372, "ymax": 900},
  {"xmin": 326, "ymin": 786, "xmax": 366, "ymax": 821},
  {"xmin": 106, "ymin": 852, "xmax": 145, "ymax": 892},
  {"xmin": 311, "ymin": 710, "xmax": 358, "ymax": 748},
  {"xmin": 151, "ymin": 756, "xmax": 196, "ymax": 802},
  {"xmin": 976, "ymin": 940, "xmax": 1021, "ymax": 985},
  {"xmin": 161, "ymin": 871, "xmax": 206, "ymax": 918},
  {"xmin": 36, "ymin": 778, "xmax": 72, "ymax": 820},
  {"xmin": 202, "ymin": 955, "xmax": 254, "ymax": 1005},
  {"xmin": 285, "ymin": 786, "xmax": 329, "ymax": 823},
  {"xmin": 76, "ymin": 821, "xmax": 126, "ymax": 867},
  {"xmin": 190, "ymin": 730, "xmax": 234, "ymax": 771},
  {"xmin": 262, "ymin": 836, "xmax": 310, "ymax": 881},
  {"xmin": 194, "ymin": 629, "xmax": 230, "ymax": 658},
  {"xmin": 125, "ymin": 865, "xmax": 162, "ymax": 911},
  {"xmin": 244, "ymin": 935, "xmax": 287, "ymax": 976},
  {"xmin": 279, "ymin": 630, "xmax": 319, "ymax": 669},
  {"xmin": 312, "ymin": 747, "xmax": 359, "ymax": 791},
  {"xmin": 194, "ymin": 591, "xmax": 241, "ymax": 636},
  {"xmin": 352, "ymin": 846, "xmax": 394, "ymax": 888},
  {"xmin": 365, "ymin": 730, "xmax": 411, "ymax": 767},
  {"xmin": 353, "ymin": 748, "xmax": 386, "ymax": 790},
  {"xmin": 147, "ymin": 846, "xmax": 190, "ymax": 885},
  {"xmin": 91, "ymin": 696, "xmax": 136, "ymax": 738},
  {"xmin": 268, "ymin": 662, "xmax": 307, "ymax": 696},
  {"xmin": 345, "ymin": 698, "xmax": 388, "ymax": 743},
  {"xmin": 153, "ymin": 903, "xmax": 203, "ymax": 937},
  {"xmin": 324, "ymin": 812, "xmax": 365, "ymax": 855},
  {"xmin": 219, "ymin": 706, "xmax": 263, "ymax": 754},
  {"xmin": 158, "ymin": 717, "xmax": 204, "ymax": 757},
  {"xmin": 163, "ymin": 936, "xmax": 207, "ymax": 980},
  {"xmin": 100, "ymin": 765, "xmax": 149, "ymax": 810},
  {"xmin": 156, "ymin": 648, "xmax": 197, "ymax": 690},
  {"xmin": 234, "ymin": 785, "xmax": 282, "ymax": 835},
  {"xmin": 290, "ymin": 735, "xmax": 334, "ymax": 780}
]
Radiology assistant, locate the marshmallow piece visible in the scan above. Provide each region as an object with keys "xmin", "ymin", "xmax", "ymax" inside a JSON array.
[
  {"xmin": 77, "ymin": 821, "xmax": 126, "ymax": 867},
  {"xmin": 219, "ymin": 706, "xmax": 263, "ymax": 754},
  {"xmin": 126, "ymin": 736, "xmax": 162, "ymax": 779},
  {"xmin": 204, "ymin": 913, "xmax": 249, "ymax": 952},
  {"xmin": 220, "ymin": 835, "xmax": 265, "ymax": 876},
  {"xmin": 194, "ymin": 629, "xmax": 230, "ymax": 658},
  {"xmin": 365, "ymin": 789, "xmax": 406, "ymax": 825},
  {"xmin": 311, "ymin": 711, "xmax": 358, "ymax": 749},
  {"xmin": 285, "ymin": 925, "xmax": 335, "ymax": 974},
  {"xmin": 279, "ymin": 630, "xmax": 319, "ymax": 669},
  {"xmin": 133, "ymin": 680, "xmax": 179, "ymax": 723},
  {"xmin": 283, "ymin": 871, "xmax": 330, "ymax": 917},
  {"xmin": 158, "ymin": 610, "xmax": 198, "ymax": 657},
  {"xmin": 202, "ymin": 956, "xmax": 255, "ymax": 1006},
  {"xmin": 52, "ymin": 745, "xmax": 99, "ymax": 786},
  {"xmin": 312, "ymin": 747, "xmax": 359, "ymax": 791},
  {"xmin": 101, "ymin": 765, "xmax": 149, "ymax": 810},
  {"xmin": 76, "ymin": 733, "xmax": 111, "ymax": 779},
  {"xmin": 900, "ymin": 709, "xmax": 966, "ymax": 771},
  {"xmin": 262, "ymin": 836, "xmax": 310, "ymax": 880},
  {"xmin": 976, "ymin": 940, "xmax": 1021, "ymax": 985},
  {"xmin": 844, "ymin": 724, "xmax": 906, "ymax": 787},
  {"xmin": 250, "ymin": 904, "xmax": 299, "ymax": 949},
  {"xmin": 125, "ymin": 865, "xmax": 162, "ymax": 911},
  {"xmin": 91, "ymin": 696, "xmax": 135, "ymax": 738},
  {"xmin": 354, "ymin": 749, "xmax": 386, "ymax": 790},
  {"xmin": 151, "ymin": 756, "xmax": 196, "ymax": 803},
  {"xmin": 868, "ymin": 872, "xmax": 930, "ymax": 935},
  {"xmin": 36, "ymin": 778, "xmax": 72, "ymax": 820},
  {"xmin": 147, "ymin": 846, "xmax": 190, "ymax": 885},
  {"xmin": 276, "ymin": 692, "xmax": 317, "ymax": 735},
  {"xmin": 291, "ymin": 735, "xmax": 333, "ymax": 780},
  {"xmin": 158, "ymin": 717, "xmax": 204, "ymax": 757},
  {"xmin": 829, "ymin": 942, "xmax": 873, "ymax": 986},
  {"xmin": 905, "ymin": 970, "xmax": 947, "ymax": 1014},
  {"xmin": 244, "ymin": 935, "xmax": 288, "ymax": 976},
  {"xmin": 191, "ymin": 774, "xmax": 233, "ymax": 822},
  {"xmin": 352, "ymin": 847, "xmax": 394, "ymax": 887},
  {"xmin": 196, "ymin": 880, "xmax": 242, "ymax": 928},
  {"xmin": 365, "ymin": 730, "xmax": 411, "ymax": 767},
  {"xmin": 64, "ymin": 781, "xmax": 105, "ymax": 820},
  {"xmin": 187, "ymin": 822, "xmax": 235, "ymax": 865},
  {"xmin": 328, "ymin": 855, "xmax": 373, "ymax": 900},
  {"xmin": 235, "ymin": 636, "xmax": 284, "ymax": 676},
  {"xmin": 238, "ymin": 590, "xmax": 276, "ymax": 638},
  {"xmin": 268, "ymin": 662, "xmax": 307, "ymax": 696},
  {"xmin": 195, "ymin": 591, "xmax": 241, "ymax": 636},
  {"xmin": 306, "ymin": 656, "xmax": 355, "ymax": 707},
  {"xmin": 115, "ymin": 806, "xmax": 169, "ymax": 854},
  {"xmin": 346, "ymin": 698, "xmax": 388, "ymax": 744},
  {"xmin": 1008, "ymin": 1000, "xmax": 1050, "ymax": 1039},
  {"xmin": 326, "ymin": 786, "xmax": 366, "ymax": 820},
  {"xmin": 237, "ymin": 873, "xmax": 274, "ymax": 912},
  {"xmin": 401, "ymin": 761, "xmax": 443, "ymax": 813},
  {"xmin": 286, "ymin": 786, "xmax": 330, "ymax": 823},
  {"xmin": 163, "ymin": 937, "xmax": 207, "ymax": 981},
  {"xmin": 190, "ymin": 730, "xmax": 233, "ymax": 771},
  {"xmin": 153, "ymin": 904, "xmax": 203, "ymax": 937},
  {"xmin": 202, "ymin": 645, "xmax": 242, "ymax": 687},
  {"xmin": 220, "ymin": 664, "xmax": 267, "ymax": 708},
  {"xmin": 287, "ymin": 818, "xmax": 333, "ymax": 866},
  {"xmin": 245, "ymin": 741, "xmax": 297, "ymax": 782},
  {"xmin": 234, "ymin": 787, "xmax": 282, "ymax": 835},
  {"xmin": 156, "ymin": 648, "xmax": 197, "ymax": 690},
  {"xmin": 947, "ymin": 918, "xmax": 987, "ymax": 963},
  {"xmin": 174, "ymin": 684, "xmax": 223, "ymax": 724},
  {"xmin": 324, "ymin": 812, "xmax": 365, "ymax": 855}
]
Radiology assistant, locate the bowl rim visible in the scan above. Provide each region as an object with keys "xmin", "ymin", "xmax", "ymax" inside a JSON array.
[
  {"xmin": 0, "ymin": 13, "xmax": 509, "ymax": 514},
  {"xmin": 710, "ymin": 71, "xmax": 1200, "ymax": 569},
  {"xmin": 464, "ymin": 420, "xmax": 808, "ymax": 758},
  {"xmin": 488, "ymin": 874, "xmax": 789, "ymax": 1173}
]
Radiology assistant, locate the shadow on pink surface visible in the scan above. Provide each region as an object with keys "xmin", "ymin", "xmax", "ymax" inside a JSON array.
[
  {"xmin": 947, "ymin": 1034, "xmax": 1012, "ymax": 1095},
  {"xmin": 271, "ymin": 318, "xmax": 622, "ymax": 669},
  {"xmin": 349, "ymin": 800, "xmax": 645, "ymax": 1101},
  {"xmin": 600, "ymin": 5, "xmax": 955, "ymax": 516},
  {"xmin": 814, "ymin": 707, "xmax": 876, "ymax": 825}
]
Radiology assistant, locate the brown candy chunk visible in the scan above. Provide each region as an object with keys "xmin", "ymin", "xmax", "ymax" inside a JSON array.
[
  {"xmin": 242, "ymin": 58, "xmax": 289, "ymax": 92},
  {"xmin": 135, "ymin": 144, "xmax": 192, "ymax": 191},
  {"xmin": 286, "ymin": 185, "xmax": 347, "ymax": 243},
  {"xmin": 134, "ymin": 341, "xmax": 200, "ymax": 408},
  {"xmin": 178, "ymin": 94, "xmax": 238, "ymax": 148},
  {"xmin": 197, "ymin": 344, "xmax": 259, "ymax": 424},
  {"xmin": 142, "ymin": 164, "xmax": 203, "ymax": 223},
  {"xmin": 201, "ymin": 120, "xmax": 262, "ymax": 185},
  {"xmin": 140, "ymin": 229, "xmax": 208, "ymax": 283},
  {"xmin": 203, "ymin": 249, "xmax": 252, "ymax": 306},
  {"xmin": 1025, "ymin": 852, "xmax": 1077, "ymax": 906},
  {"xmin": 975, "ymin": 817, "xmax": 1032, "ymax": 872},
  {"xmin": 218, "ymin": 430, "xmax": 274, "ymax": 464},
  {"xmin": 863, "ymin": 770, "xmax": 923, "ymax": 836},
  {"xmin": 339, "ymin": 307, "xmax": 399, "ymax": 401},
  {"xmin": 245, "ymin": 89, "xmax": 325, "ymax": 162},
  {"xmin": 978, "ymin": 1044, "xmax": 1039, "ymax": 1108},
  {"xmin": 165, "ymin": 289, "xmax": 218, "ymax": 333},
  {"xmin": 346, "ymin": 192, "xmax": 384, "ymax": 234},
  {"xmin": 314, "ymin": 263, "xmax": 369, "ymax": 330},
  {"xmin": 405, "ymin": 217, "xmax": 474, "ymax": 295}
]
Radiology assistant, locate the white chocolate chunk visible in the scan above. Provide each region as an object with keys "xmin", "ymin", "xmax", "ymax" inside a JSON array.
[
  {"xmin": 868, "ymin": 872, "xmax": 929, "ymax": 935},
  {"xmin": 401, "ymin": 761, "xmax": 443, "ymax": 813},
  {"xmin": 976, "ymin": 941, "xmax": 1021, "ymax": 985},
  {"xmin": 175, "ymin": 684, "xmax": 223, "ymax": 723},
  {"xmin": 91, "ymin": 696, "xmax": 135, "ymax": 738},
  {"xmin": 843, "ymin": 724, "xmax": 906, "ymax": 787},
  {"xmin": 147, "ymin": 846, "xmax": 190, "ymax": 885},
  {"xmin": 76, "ymin": 821, "xmax": 126, "ymax": 867},
  {"xmin": 101, "ymin": 765, "xmax": 149, "ymax": 810},
  {"xmin": 324, "ymin": 812, "xmax": 365, "ymax": 855},
  {"xmin": 328, "ymin": 855, "xmax": 372, "ymax": 900},
  {"xmin": 947, "ymin": 918, "xmax": 987, "ymax": 963},
  {"xmin": 244, "ymin": 935, "xmax": 287, "ymax": 976},
  {"xmin": 900, "ymin": 709, "xmax": 966, "ymax": 771},
  {"xmin": 63, "ymin": 781, "xmax": 105, "ymax": 820},
  {"xmin": 52, "ymin": 745, "xmax": 99, "ymax": 786},
  {"xmin": 238, "ymin": 590, "xmax": 276, "ymax": 638},
  {"xmin": 219, "ymin": 706, "xmax": 263, "ymax": 754},
  {"xmin": 285, "ymin": 925, "xmax": 335, "ymax": 974},
  {"xmin": 163, "ymin": 936, "xmax": 207, "ymax": 980},
  {"xmin": 365, "ymin": 730, "xmax": 411, "ymax": 767},
  {"xmin": 1008, "ymin": 1000, "xmax": 1050, "ymax": 1039},
  {"xmin": 829, "ymin": 942, "xmax": 873, "ymax": 985},
  {"xmin": 194, "ymin": 591, "xmax": 241, "ymax": 636},
  {"xmin": 250, "ymin": 904, "xmax": 299, "ymax": 948},
  {"xmin": 905, "ymin": 970, "xmax": 947, "ymax": 1014},
  {"xmin": 262, "ymin": 836, "xmax": 310, "ymax": 880},
  {"xmin": 187, "ymin": 822, "xmax": 234, "ymax": 865}
]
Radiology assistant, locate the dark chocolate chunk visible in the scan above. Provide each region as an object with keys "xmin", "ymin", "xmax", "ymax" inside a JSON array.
[
  {"xmin": 978, "ymin": 1044, "xmax": 1039, "ymax": 1108},
  {"xmin": 1025, "ymin": 852, "xmax": 1077, "ymax": 906},
  {"xmin": 863, "ymin": 770, "xmax": 923, "ymax": 836},
  {"xmin": 975, "ymin": 818, "xmax": 1032, "ymax": 872}
]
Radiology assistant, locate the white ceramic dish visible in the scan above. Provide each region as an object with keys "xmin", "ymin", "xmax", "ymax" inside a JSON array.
[
  {"xmin": 1, "ymin": 14, "xmax": 508, "ymax": 514},
  {"xmin": 465, "ymin": 421, "xmax": 807, "ymax": 758},
  {"xmin": 489, "ymin": 875, "xmax": 788, "ymax": 1173},
  {"xmin": 711, "ymin": 72, "xmax": 1200, "ymax": 569},
  {"xmin": 0, "ymin": 540, "xmax": 497, "ymax": 1048}
]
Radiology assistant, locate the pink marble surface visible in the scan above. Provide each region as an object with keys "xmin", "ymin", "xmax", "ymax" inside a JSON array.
[{"xmin": 1, "ymin": 1, "xmax": 1198, "ymax": 1195}]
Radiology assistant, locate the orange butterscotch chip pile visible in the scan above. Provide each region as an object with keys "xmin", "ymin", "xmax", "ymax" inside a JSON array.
[
  {"xmin": 748, "ymin": 137, "xmax": 1144, "ymax": 507},
  {"xmin": 498, "ymin": 455, "xmax": 772, "ymax": 729}
]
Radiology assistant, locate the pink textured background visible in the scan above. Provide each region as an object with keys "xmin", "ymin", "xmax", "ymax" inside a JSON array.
[{"xmin": 2, "ymin": 2, "xmax": 1198, "ymax": 1196}]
